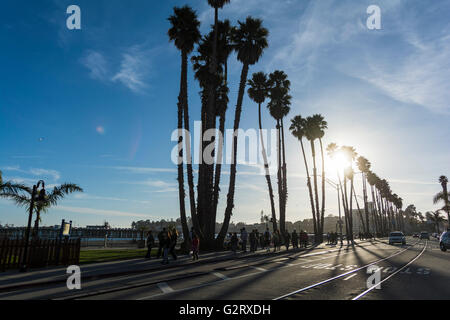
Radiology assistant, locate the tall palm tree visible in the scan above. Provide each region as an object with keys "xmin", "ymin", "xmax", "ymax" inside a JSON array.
[
  {"xmin": 291, "ymin": 116, "xmax": 318, "ymax": 236},
  {"xmin": 366, "ymin": 171, "xmax": 380, "ymax": 236},
  {"xmin": 202, "ymin": 1, "xmax": 231, "ymax": 233},
  {"xmin": 357, "ymin": 156, "xmax": 371, "ymax": 234},
  {"xmin": 426, "ymin": 211, "xmax": 445, "ymax": 234},
  {"xmin": 248, "ymin": 72, "xmax": 277, "ymax": 232},
  {"xmin": 327, "ymin": 143, "xmax": 348, "ymax": 235},
  {"xmin": 217, "ymin": 17, "xmax": 269, "ymax": 247},
  {"xmin": 7, "ymin": 183, "xmax": 83, "ymax": 239},
  {"xmin": 434, "ymin": 176, "xmax": 449, "ymax": 227},
  {"xmin": 310, "ymin": 114, "xmax": 327, "ymax": 241},
  {"xmin": 267, "ymin": 70, "xmax": 291, "ymax": 236},
  {"xmin": 168, "ymin": 5, "xmax": 202, "ymax": 247},
  {"xmin": 341, "ymin": 146, "xmax": 357, "ymax": 242}
]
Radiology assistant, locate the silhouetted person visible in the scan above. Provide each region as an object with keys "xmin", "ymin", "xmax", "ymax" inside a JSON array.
[
  {"xmin": 241, "ymin": 228, "xmax": 248, "ymax": 252},
  {"xmin": 145, "ymin": 230, "xmax": 155, "ymax": 259},
  {"xmin": 156, "ymin": 228, "xmax": 165, "ymax": 258},
  {"xmin": 169, "ymin": 229, "xmax": 178, "ymax": 260},
  {"xmin": 160, "ymin": 228, "xmax": 171, "ymax": 265},
  {"xmin": 192, "ymin": 233, "xmax": 199, "ymax": 261},
  {"xmin": 231, "ymin": 232, "xmax": 238, "ymax": 253},
  {"xmin": 292, "ymin": 230, "xmax": 298, "ymax": 248},
  {"xmin": 284, "ymin": 231, "xmax": 291, "ymax": 250}
]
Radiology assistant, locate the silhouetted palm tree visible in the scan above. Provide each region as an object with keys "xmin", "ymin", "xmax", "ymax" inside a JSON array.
[
  {"xmin": 309, "ymin": 114, "xmax": 327, "ymax": 241},
  {"xmin": 291, "ymin": 116, "xmax": 318, "ymax": 236},
  {"xmin": 426, "ymin": 211, "xmax": 445, "ymax": 234},
  {"xmin": 341, "ymin": 146, "xmax": 357, "ymax": 242},
  {"xmin": 248, "ymin": 71, "xmax": 277, "ymax": 232},
  {"xmin": 168, "ymin": 5, "xmax": 202, "ymax": 246},
  {"xmin": 357, "ymin": 156, "xmax": 371, "ymax": 234},
  {"xmin": 0, "ymin": 170, "xmax": 28, "ymax": 197},
  {"xmin": 268, "ymin": 70, "xmax": 291, "ymax": 236},
  {"xmin": 434, "ymin": 176, "xmax": 449, "ymax": 227},
  {"xmin": 7, "ymin": 183, "xmax": 83, "ymax": 239},
  {"xmin": 217, "ymin": 17, "xmax": 269, "ymax": 247}
]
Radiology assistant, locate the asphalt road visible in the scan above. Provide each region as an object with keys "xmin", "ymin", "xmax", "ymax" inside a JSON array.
[{"xmin": 0, "ymin": 237, "xmax": 448, "ymax": 300}]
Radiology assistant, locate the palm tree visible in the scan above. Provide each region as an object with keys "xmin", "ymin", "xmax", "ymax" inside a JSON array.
[
  {"xmin": 357, "ymin": 156, "xmax": 371, "ymax": 234},
  {"xmin": 426, "ymin": 211, "xmax": 445, "ymax": 234},
  {"xmin": 309, "ymin": 114, "xmax": 327, "ymax": 241},
  {"xmin": 434, "ymin": 176, "xmax": 449, "ymax": 228},
  {"xmin": 248, "ymin": 71, "xmax": 277, "ymax": 232},
  {"xmin": 267, "ymin": 70, "xmax": 291, "ymax": 236},
  {"xmin": 168, "ymin": 5, "xmax": 202, "ymax": 247},
  {"xmin": 217, "ymin": 17, "xmax": 269, "ymax": 247},
  {"xmin": 7, "ymin": 183, "xmax": 83, "ymax": 239},
  {"xmin": 0, "ymin": 170, "xmax": 28, "ymax": 197},
  {"xmin": 341, "ymin": 146, "xmax": 357, "ymax": 242},
  {"xmin": 291, "ymin": 116, "xmax": 318, "ymax": 237}
]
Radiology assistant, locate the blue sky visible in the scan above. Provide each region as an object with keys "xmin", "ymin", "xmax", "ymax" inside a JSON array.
[{"xmin": 1, "ymin": 0, "xmax": 449, "ymax": 228}]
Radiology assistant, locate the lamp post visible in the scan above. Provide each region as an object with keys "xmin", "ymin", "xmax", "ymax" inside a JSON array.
[{"xmin": 20, "ymin": 180, "xmax": 45, "ymax": 272}]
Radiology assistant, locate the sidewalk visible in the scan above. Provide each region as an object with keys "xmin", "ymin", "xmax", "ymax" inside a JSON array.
[{"xmin": 0, "ymin": 239, "xmax": 377, "ymax": 292}]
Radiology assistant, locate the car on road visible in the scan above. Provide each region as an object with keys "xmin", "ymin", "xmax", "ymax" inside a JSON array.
[
  {"xmin": 420, "ymin": 231, "xmax": 430, "ymax": 240},
  {"xmin": 413, "ymin": 233, "xmax": 419, "ymax": 238},
  {"xmin": 389, "ymin": 231, "xmax": 406, "ymax": 245},
  {"xmin": 439, "ymin": 231, "xmax": 450, "ymax": 252}
]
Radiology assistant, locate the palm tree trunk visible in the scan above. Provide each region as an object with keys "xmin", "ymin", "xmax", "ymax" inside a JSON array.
[
  {"xmin": 319, "ymin": 138, "xmax": 325, "ymax": 238},
  {"xmin": 310, "ymin": 140, "xmax": 321, "ymax": 242},
  {"xmin": 349, "ymin": 177, "xmax": 354, "ymax": 242},
  {"xmin": 176, "ymin": 71, "xmax": 189, "ymax": 248},
  {"xmin": 362, "ymin": 173, "xmax": 370, "ymax": 234},
  {"xmin": 352, "ymin": 186, "xmax": 366, "ymax": 234},
  {"xmin": 370, "ymin": 185, "xmax": 379, "ymax": 236},
  {"xmin": 258, "ymin": 103, "xmax": 277, "ymax": 233},
  {"xmin": 32, "ymin": 210, "xmax": 40, "ymax": 240},
  {"xmin": 276, "ymin": 120, "xmax": 283, "ymax": 234},
  {"xmin": 298, "ymin": 139, "xmax": 317, "ymax": 236},
  {"xmin": 216, "ymin": 63, "xmax": 250, "ymax": 248},
  {"xmin": 280, "ymin": 118, "xmax": 288, "ymax": 237},
  {"xmin": 181, "ymin": 51, "xmax": 198, "ymax": 246}
]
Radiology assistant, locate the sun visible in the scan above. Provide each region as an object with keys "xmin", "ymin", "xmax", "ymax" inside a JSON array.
[{"xmin": 326, "ymin": 151, "xmax": 350, "ymax": 180}]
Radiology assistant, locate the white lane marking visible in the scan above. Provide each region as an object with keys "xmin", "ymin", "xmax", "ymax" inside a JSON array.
[
  {"xmin": 273, "ymin": 241, "xmax": 419, "ymax": 300},
  {"xmin": 249, "ymin": 266, "xmax": 267, "ymax": 272},
  {"xmin": 352, "ymin": 241, "xmax": 428, "ymax": 300},
  {"xmin": 212, "ymin": 272, "xmax": 229, "ymax": 280},
  {"xmin": 157, "ymin": 282, "xmax": 174, "ymax": 293},
  {"xmin": 343, "ymin": 274, "xmax": 357, "ymax": 281}
]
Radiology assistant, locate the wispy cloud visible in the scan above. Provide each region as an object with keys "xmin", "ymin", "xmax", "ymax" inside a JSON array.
[
  {"xmin": 110, "ymin": 166, "xmax": 176, "ymax": 174},
  {"xmin": 29, "ymin": 168, "xmax": 60, "ymax": 181},
  {"xmin": 112, "ymin": 46, "xmax": 149, "ymax": 93},
  {"xmin": 58, "ymin": 206, "xmax": 156, "ymax": 218},
  {"xmin": 80, "ymin": 50, "xmax": 109, "ymax": 81}
]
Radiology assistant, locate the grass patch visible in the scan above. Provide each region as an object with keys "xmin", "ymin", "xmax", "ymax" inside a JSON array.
[{"xmin": 79, "ymin": 248, "xmax": 154, "ymax": 264}]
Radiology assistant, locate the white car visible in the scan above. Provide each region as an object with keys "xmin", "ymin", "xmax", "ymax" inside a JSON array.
[{"xmin": 389, "ymin": 232, "xmax": 406, "ymax": 245}]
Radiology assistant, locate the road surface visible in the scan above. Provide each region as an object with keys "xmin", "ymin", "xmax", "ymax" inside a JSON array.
[{"xmin": 0, "ymin": 237, "xmax": 448, "ymax": 300}]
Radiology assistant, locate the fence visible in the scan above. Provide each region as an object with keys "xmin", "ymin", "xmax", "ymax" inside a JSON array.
[{"xmin": 0, "ymin": 238, "xmax": 81, "ymax": 272}]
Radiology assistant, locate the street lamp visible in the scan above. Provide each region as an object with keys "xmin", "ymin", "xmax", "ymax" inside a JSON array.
[
  {"xmin": 319, "ymin": 175, "xmax": 344, "ymax": 246},
  {"xmin": 20, "ymin": 180, "xmax": 45, "ymax": 272}
]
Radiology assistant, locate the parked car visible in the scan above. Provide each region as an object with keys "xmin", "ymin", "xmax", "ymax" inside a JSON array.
[
  {"xmin": 439, "ymin": 231, "xmax": 450, "ymax": 252},
  {"xmin": 389, "ymin": 232, "xmax": 406, "ymax": 245},
  {"xmin": 413, "ymin": 233, "xmax": 419, "ymax": 238},
  {"xmin": 420, "ymin": 231, "xmax": 430, "ymax": 240}
]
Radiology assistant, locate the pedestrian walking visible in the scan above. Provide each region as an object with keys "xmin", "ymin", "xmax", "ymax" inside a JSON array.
[
  {"xmin": 145, "ymin": 230, "xmax": 155, "ymax": 259},
  {"xmin": 169, "ymin": 228, "xmax": 178, "ymax": 260},
  {"xmin": 231, "ymin": 232, "xmax": 238, "ymax": 253},
  {"xmin": 160, "ymin": 228, "xmax": 171, "ymax": 264},
  {"xmin": 156, "ymin": 228, "xmax": 165, "ymax": 258},
  {"xmin": 264, "ymin": 228, "xmax": 271, "ymax": 252},
  {"xmin": 192, "ymin": 233, "xmax": 200, "ymax": 261},
  {"xmin": 241, "ymin": 228, "xmax": 248, "ymax": 252},
  {"xmin": 284, "ymin": 231, "xmax": 291, "ymax": 250},
  {"xmin": 292, "ymin": 230, "xmax": 298, "ymax": 249}
]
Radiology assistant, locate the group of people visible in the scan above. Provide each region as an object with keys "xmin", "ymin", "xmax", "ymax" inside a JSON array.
[
  {"xmin": 145, "ymin": 227, "xmax": 179, "ymax": 264},
  {"xmin": 326, "ymin": 232, "xmax": 340, "ymax": 245},
  {"xmin": 226, "ymin": 228, "xmax": 309, "ymax": 253},
  {"xmin": 145, "ymin": 226, "xmax": 200, "ymax": 264}
]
